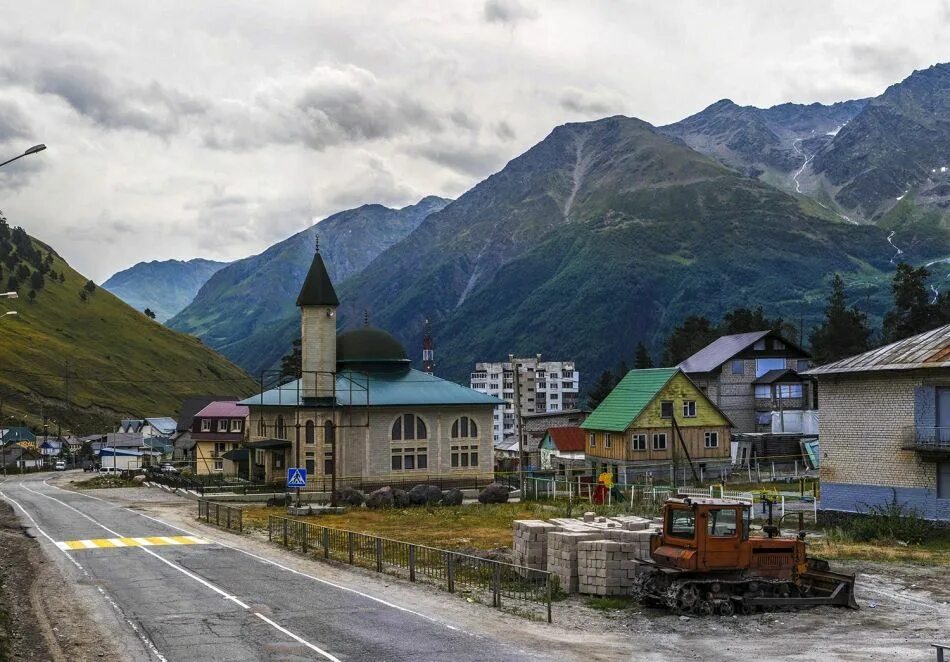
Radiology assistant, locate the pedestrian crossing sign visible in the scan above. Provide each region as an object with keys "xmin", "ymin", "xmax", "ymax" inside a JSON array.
[{"xmin": 287, "ymin": 467, "xmax": 307, "ymax": 488}]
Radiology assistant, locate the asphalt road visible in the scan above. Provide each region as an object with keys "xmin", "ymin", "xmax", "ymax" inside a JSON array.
[{"xmin": 0, "ymin": 473, "xmax": 552, "ymax": 661}]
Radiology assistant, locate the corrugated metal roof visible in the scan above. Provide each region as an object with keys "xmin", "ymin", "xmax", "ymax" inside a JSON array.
[
  {"xmin": 678, "ymin": 331, "xmax": 771, "ymax": 373},
  {"xmin": 195, "ymin": 401, "xmax": 249, "ymax": 418},
  {"xmin": 581, "ymin": 368, "xmax": 679, "ymax": 433},
  {"xmin": 238, "ymin": 369, "xmax": 503, "ymax": 408},
  {"xmin": 806, "ymin": 324, "xmax": 950, "ymax": 375},
  {"xmin": 752, "ymin": 369, "xmax": 804, "ymax": 384}
]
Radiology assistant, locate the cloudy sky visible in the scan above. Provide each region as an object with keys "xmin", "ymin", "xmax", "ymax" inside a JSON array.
[{"xmin": 1, "ymin": 0, "xmax": 949, "ymax": 281}]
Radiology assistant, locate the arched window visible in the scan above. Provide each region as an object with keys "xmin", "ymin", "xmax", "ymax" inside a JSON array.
[
  {"xmin": 391, "ymin": 414, "xmax": 427, "ymax": 441},
  {"xmin": 451, "ymin": 416, "xmax": 478, "ymax": 439},
  {"xmin": 275, "ymin": 415, "xmax": 286, "ymax": 440},
  {"xmin": 324, "ymin": 420, "xmax": 335, "ymax": 444},
  {"xmin": 257, "ymin": 417, "xmax": 268, "ymax": 437},
  {"xmin": 305, "ymin": 420, "xmax": 315, "ymax": 445}
]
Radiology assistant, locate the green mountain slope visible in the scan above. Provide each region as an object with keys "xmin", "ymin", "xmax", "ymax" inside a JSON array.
[
  {"xmin": 0, "ymin": 220, "xmax": 255, "ymax": 434},
  {"xmin": 167, "ymin": 196, "xmax": 449, "ymax": 376},
  {"xmin": 330, "ymin": 116, "xmax": 926, "ymax": 382},
  {"xmin": 102, "ymin": 258, "xmax": 227, "ymax": 322}
]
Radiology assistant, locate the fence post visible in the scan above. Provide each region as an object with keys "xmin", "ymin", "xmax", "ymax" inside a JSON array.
[
  {"xmin": 408, "ymin": 545, "xmax": 416, "ymax": 582},
  {"xmin": 301, "ymin": 523, "xmax": 308, "ymax": 554},
  {"xmin": 323, "ymin": 527, "xmax": 330, "ymax": 559},
  {"xmin": 226, "ymin": 507, "xmax": 232, "ymax": 530},
  {"xmin": 546, "ymin": 574, "xmax": 552, "ymax": 624},
  {"xmin": 492, "ymin": 563, "xmax": 500, "ymax": 608},
  {"xmin": 215, "ymin": 504, "xmax": 220, "ymax": 527},
  {"xmin": 237, "ymin": 509, "xmax": 242, "ymax": 534},
  {"xmin": 375, "ymin": 538, "xmax": 383, "ymax": 573},
  {"xmin": 283, "ymin": 518, "xmax": 288, "ymax": 547},
  {"xmin": 446, "ymin": 553, "xmax": 455, "ymax": 593},
  {"xmin": 268, "ymin": 517, "xmax": 272, "ymax": 542},
  {"xmin": 348, "ymin": 532, "xmax": 355, "ymax": 564}
]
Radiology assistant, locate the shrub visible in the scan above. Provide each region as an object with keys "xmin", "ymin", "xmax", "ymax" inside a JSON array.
[
  {"xmin": 849, "ymin": 490, "xmax": 936, "ymax": 544},
  {"xmin": 477, "ymin": 483, "xmax": 509, "ymax": 504}
]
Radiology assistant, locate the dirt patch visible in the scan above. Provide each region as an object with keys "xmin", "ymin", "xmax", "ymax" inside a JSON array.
[{"xmin": 0, "ymin": 500, "xmax": 123, "ymax": 661}]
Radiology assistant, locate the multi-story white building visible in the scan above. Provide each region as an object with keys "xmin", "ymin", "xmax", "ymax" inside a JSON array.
[{"xmin": 470, "ymin": 357, "xmax": 580, "ymax": 444}]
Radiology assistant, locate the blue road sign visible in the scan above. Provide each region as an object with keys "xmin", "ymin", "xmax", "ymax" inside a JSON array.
[{"xmin": 287, "ymin": 467, "xmax": 307, "ymax": 488}]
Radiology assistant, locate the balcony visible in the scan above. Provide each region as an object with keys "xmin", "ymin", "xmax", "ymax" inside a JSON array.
[{"xmin": 903, "ymin": 426, "xmax": 950, "ymax": 459}]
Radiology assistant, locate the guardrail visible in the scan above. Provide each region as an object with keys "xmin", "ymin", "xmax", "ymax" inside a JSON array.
[
  {"xmin": 267, "ymin": 515, "xmax": 553, "ymax": 622},
  {"xmin": 197, "ymin": 499, "xmax": 243, "ymax": 533}
]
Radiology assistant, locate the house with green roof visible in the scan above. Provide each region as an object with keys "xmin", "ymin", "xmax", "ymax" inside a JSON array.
[
  {"xmin": 581, "ymin": 368, "xmax": 732, "ymax": 482},
  {"xmin": 238, "ymin": 244, "xmax": 503, "ymax": 485}
]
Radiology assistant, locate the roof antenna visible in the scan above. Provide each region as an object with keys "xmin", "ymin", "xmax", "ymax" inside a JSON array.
[
  {"xmin": 363, "ymin": 309, "xmax": 369, "ymax": 326},
  {"xmin": 315, "ymin": 234, "xmax": 320, "ymax": 254}
]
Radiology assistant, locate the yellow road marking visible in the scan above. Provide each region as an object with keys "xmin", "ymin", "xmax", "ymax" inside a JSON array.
[{"xmin": 55, "ymin": 535, "xmax": 210, "ymax": 551}]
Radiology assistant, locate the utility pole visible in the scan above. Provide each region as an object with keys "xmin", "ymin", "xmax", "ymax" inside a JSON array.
[
  {"xmin": 1, "ymin": 397, "xmax": 5, "ymax": 477},
  {"xmin": 510, "ymin": 354, "xmax": 526, "ymax": 496}
]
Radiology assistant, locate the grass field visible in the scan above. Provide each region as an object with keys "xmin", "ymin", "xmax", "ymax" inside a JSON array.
[{"xmin": 809, "ymin": 530, "xmax": 950, "ymax": 566}]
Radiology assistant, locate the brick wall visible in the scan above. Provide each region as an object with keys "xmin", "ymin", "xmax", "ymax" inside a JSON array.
[{"xmin": 822, "ymin": 482, "xmax": 949, "ymax": 521}]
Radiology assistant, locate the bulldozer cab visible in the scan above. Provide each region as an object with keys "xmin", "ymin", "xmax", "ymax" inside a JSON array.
[{"xmin": 654, "ymin": 498, "xmax": 753, "ymax": 572}]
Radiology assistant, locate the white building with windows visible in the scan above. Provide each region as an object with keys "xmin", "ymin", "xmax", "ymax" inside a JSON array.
[{"xmin": 470, "ymin": 358, "xmax": 580, "ymax": 443}]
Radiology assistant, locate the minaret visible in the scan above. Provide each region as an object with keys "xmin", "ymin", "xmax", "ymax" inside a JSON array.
[
  {"xmin": 422, "ymin": 318, "xmax": 435, "ymax": 375},
  {"xmin": 297, "ymin": 236, "xmax": 338, "ymax": 400}
]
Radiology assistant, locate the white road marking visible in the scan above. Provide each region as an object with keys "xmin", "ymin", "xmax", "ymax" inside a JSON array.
[
  {"xmin": 0, "ymin": 487, "xmax": 168, "ymax": 662},
  {"xmin": 47, "ymin": 478, "xmax": 469, "ymax": 633},
  {"xmin": 19, "ymin": 480, "xmax": 339, "ymax": 660}
]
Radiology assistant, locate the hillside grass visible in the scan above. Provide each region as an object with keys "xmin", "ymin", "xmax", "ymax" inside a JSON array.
[{"xmin": 0, "ymin": 235, "xmax": 257, "ymax": 434}]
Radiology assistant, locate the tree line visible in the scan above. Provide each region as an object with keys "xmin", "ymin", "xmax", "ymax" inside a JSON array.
[{"xmin": 587, "ymin": 264, "xmax": 950, "ymax": 409}]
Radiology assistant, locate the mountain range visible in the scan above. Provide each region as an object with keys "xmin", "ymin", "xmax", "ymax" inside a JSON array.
[
  {"xmin": 0, "ymin": 227, "xmax": 255, "ymax": 434},
  {"xmin": 102, "ymin": 258, "xmax": 227, "ymax": 322},
  {"xmin": 167, "ymin": 196, "xmax": 450, "ymax": 376},
  {"xmin": 157, "ymin": 62, "xmax": 950, "ymax": 385}
]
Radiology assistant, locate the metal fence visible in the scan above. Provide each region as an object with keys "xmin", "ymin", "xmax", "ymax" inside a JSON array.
[
  {"xmin": 197, "ymin": 499, "xmax": 243, "ymax": 533},
  {"xmin": 267, "ymin": 515, "xmax": 553, "ymax": 622}
]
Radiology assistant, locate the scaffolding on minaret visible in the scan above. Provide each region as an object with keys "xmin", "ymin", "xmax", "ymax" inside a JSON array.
[{"xmin": 422, "ymin": 318, "xmax": 435, "ymax": 375}]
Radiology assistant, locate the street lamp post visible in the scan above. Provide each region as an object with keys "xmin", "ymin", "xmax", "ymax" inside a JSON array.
[{"xmin": 0, "ymin": 144, "xmax": 46, "ymax": 169}]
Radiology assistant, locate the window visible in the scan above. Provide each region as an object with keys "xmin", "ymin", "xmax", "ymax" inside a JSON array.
[
  {"xmin": 666, "ymin": 510, "xmax": 695, "ymax": 539},
  {"xmin": 753, "ymin": 339, "xmax": 766, "ymax": 350},
  {"xmin": 305, "ymin": 420, "xmax": 315, "ymax": 445},
  {"xmin": 392, "ymin": 447, "xmax": 428, "ymax": 471},
  {"xmin": 660, "ymin": 401, "xmax": 673, "ymax": 419},
  {"xmin": 773, "ymin": 339, "xmax": 785, "ymax": 350},
  {"xmin": 938, "ymin": 462, "xmax": 950, "ymax": 499},
  {"xmin": 755, "ymin": 358, "xmax": 785, "ymax": 378},
  {"xmin": 217, "ymin": 419, "xmax": 228, "ymax": 432},
  {"xmin": 451, "ymin": 445, "xmax": 479, "ymax": 468},
  {"xmin": 306, "ymin": 458, "xmax": 315, "ymax": 474},
  {"xmin": 324, "ymin": 453, "xmax": 334, "ymax": 476},
  {"xmin": 683, "ymin": 401, "xmax": 696, "ymax": 418},
  {"xmin": 631, "ymin": 434, "xmax": 646, "ymax": 452},
  {"xmin": 704, "ymin": 431, "xmax": 719, "ymax": 448},
  {"xmin": 213, "ymin": 459, "xmax": 223, "ymax": 471},
  {"xmin": 230, "ymin": 419, "xmax": 243, "ymax": 433},
  {"xmin": 212, "ymin": 442, "xmax": 226, "ymax": 457},
  {"xmin": 257, "ymin": 417, "xmax": 267, "ymax": 437},
  {"xmin": 731, "ymin": 360, "xmax": 744, "ymax": 375},
  {"xmin": 391, "ymin": 414, "xmax": 428, "ymax": 441},
  {"xmin": 275, "ymin": 415, "xmax": 286, "ymax": 439},
  {"xmin": 778, "ymin": 384, "xmax": 803, "ymax": 398},
  {"xmin": 797, "ymin": 359, "xmax": 810, "ymax": 372},
  {"xmin": 604, "ymin": 433, "xmax": 612, "ymax": 449},
  {"xmin": 653, "ymin": 433, "xmax": 667, "ymax": 450},
  {"xmin": 200, "ymin": 418, "xmax": 211, "ymax": 432},
  {"xmin": 589, "ymin": 433, "xmax": 596, "ymax": 448},
  {"xmin": 273, "ymin": 453, "xmax": 284, "ymax": 470},
  {"xmin": 451, "ymin": 416, "xmax": 479, "ymax": 439},
  {"xmin": 754, "ymin": 385, "xmax": 771, "ymax": 399},
  {"xmin": 707, "ymin": 508, "xmax": 737, "ymax": 536}
]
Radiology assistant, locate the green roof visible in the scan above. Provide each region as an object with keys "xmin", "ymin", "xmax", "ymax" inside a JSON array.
[{"xmin": 581, "ymin": 368, "xmax": 678, "ymax": 433}]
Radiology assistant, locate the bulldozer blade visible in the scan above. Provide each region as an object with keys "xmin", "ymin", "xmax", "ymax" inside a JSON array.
[{"xmin": 800, "ymin": 567, "xmax": 859, "ymax": 609}]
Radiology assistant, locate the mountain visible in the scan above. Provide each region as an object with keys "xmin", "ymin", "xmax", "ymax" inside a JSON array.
[
  {"xmin": 167, "ymin": 196, "xmax": 450, "ymax": 376},
  {"xmin": 660, "ymin": 98, "xmax": 867, "ymax": 183},
  {"xmin": 328, "ymin": 116, "xmax": 917, "ymax": 383},
  {"xmin": 0, "ymin": 220, "xmax": 255, "ymax": 434},
  {"xmin": 811, "ymin": 63, "xmax": 950, "ymax": 221},
  {"xmin": 102, "ymin": 258, "xmax": 227, "ymax": 322}
]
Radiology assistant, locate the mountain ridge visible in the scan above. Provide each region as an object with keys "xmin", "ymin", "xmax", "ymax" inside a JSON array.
[{"xmin": 102, "ymin": 257, "xmax": 227, "ymax": 322}]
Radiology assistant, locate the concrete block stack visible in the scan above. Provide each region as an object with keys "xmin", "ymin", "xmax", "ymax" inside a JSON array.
[
  {"xmin": 512, "ymin": 520, "xmax": 559, "ymax": 570},
  {"xmin": 546, "ymin": 530, "xmax": 602, "ymax": 593},
  {"xmin": 576, "ymin": 540, "xmax": 641, "ymax": 596}
]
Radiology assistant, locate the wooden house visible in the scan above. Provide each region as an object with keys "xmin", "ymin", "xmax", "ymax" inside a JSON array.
[{"xmin": 581, "ymin": 367, "xmax": 732, "ymax": 482}]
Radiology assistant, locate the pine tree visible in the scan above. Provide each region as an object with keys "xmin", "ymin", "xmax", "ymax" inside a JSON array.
[
  {"xmin": 79, "ymin": 290, "xmax": 87, "ymax": 302},
  {"xmin": 29, "ymin": 270, "xmax": 44, "ymax": 291},
  {"xmin": 83, "ymin": 279, "xmax": 96, "ymax": 294},
  {"xmin": 6, "ymin": 276, "xmax": 17, "ymax": 292},
  {"xmin": 143, "ymin": 308, "xmax": 156, "ymax": 320},
  {"xmin": 27, "ymin": 289, "xmax": 35, "ymax": 303},
  {"xmin": 809, "ymin": 274, "xmax": 872, "ymax": 364},
  {"xmin": 634, "ymin": 342, "xmax": 654, "ymax": 369},
  {"xmin": 882, "ymin": 263, "xmax": 942, "ymax": 342},
  {"xmin": 587, "ymin": 369, "xmax": 617, "ymax": 410},
  {"xmin": 58, "ymin": 272, "xmax": 65, "ymax": 284},
  {"xmin": 663, "ymin": 315, "xmax": 717, "ymax": 365},
  {"xmin": 280, "ymin": 338, "xmax": 302, "ymax": 379}
]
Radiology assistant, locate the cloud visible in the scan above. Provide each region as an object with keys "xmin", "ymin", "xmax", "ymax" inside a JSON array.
[
  {"xmin": 558, "ymin": 87, "xmax": 621, "ymax": 116},
  {"xmin": 483, "ymin": 0, "xmax": 538, "ymax": 26},
  {"xmin": 5, "ymin": 61, "xmax": 205, "ymax": 136},
  {"xmin": 322, "ymin": 155, "xmax": 420, "ymax": 210},
  {"xmin": 494, "ymin": 120, "xmax": 516, "ymax": 141},
  {"xmin": 0, "ymin": 100, "xmax": 32, "ymax": 142},
  {"xmin": 407, "ymin": 140, "xmax": 507, "ymax": 177},
  {"xmin": 202, "ymin": 65, "xmax": 443, "ymax": 152}
]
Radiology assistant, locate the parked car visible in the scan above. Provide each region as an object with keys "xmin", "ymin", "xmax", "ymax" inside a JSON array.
[
  {"xmin": 160, "ymin": 463, "xmax": 178, "ymax": 473},
  {"xmin": 54, "ymin": 460, "xmax": 66, "ymax": 471}
]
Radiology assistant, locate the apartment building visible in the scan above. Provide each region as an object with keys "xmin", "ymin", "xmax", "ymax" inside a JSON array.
[{"xmin": 470, "ymin": 357, "xmax": 580, "ymax": 444}]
